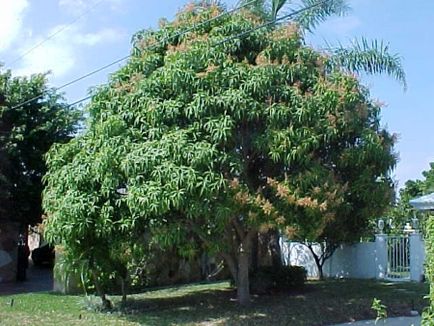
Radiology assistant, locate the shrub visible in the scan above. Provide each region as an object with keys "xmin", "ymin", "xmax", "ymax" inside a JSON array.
[
  {"xmin": 275, "ymin": 265, "xmax": 307, "ymax": 290},
  {"xmin": 250, "ymin": 265, "xmax": 307, "ymax": 294}
]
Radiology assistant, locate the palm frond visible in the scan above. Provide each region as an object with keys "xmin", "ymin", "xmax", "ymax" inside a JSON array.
[
  {"xmin": 271, "ymin": 0, "xmax": 290, "ymax": 19},
  {"xmin": 328, "ymin": 38, "xmax": 407, "ymax": 90},
  {"xmin": 293, "ymin": 0, "xmax": 350, "ymax": 32}
]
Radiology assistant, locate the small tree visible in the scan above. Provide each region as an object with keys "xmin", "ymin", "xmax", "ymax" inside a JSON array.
[
  {"xmin": 44, "ymin": 126, "xmax": 142, "ymax": 308},
  {"xmin": 388, "ymin": 163, "xmax": 434, "ymax": 234},
  {"xmin": 268, "ymin": 123, "xmax": 396, "ymax": 278},
  {"xmin": 387, "ymin": 162, "xmax": 434, "ymax": 323},
  {"xmin": 387, "ymin": 180, "xmax": 424, "ymax": 232}
]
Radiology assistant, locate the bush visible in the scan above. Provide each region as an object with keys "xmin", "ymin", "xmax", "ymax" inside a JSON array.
[
  {"xmin": 275, "ymin": 265, "xmax": 307, "ymax": 290},
  {"xmin": 250, "ymin": 265, "xmax": 307, "ymax": 294}
]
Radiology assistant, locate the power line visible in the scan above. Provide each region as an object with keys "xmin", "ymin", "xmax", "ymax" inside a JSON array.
[
  {"xmin": 65, "ymin": 0, "xmax": 333, "ymax": 110},
  {"xmin": 68, "ymin": 95, "xmax": 93, "ymax": 107},
  {"xmin": 54, "ymin": 0, "xmax": 258, "ymax": 91},
  {"xmin": 7, "ymin": 0, "xmax": 105, "ymax": 67},
  {"xmin": 11, "ymin": 0, "xmax": 256, "ymax": 111},
  {"xmin": 0, "ymin": 95, "xmax": 91, "ymax": 136},
  {"xmin": 213, "ymin": 0, "xmax": 332, "ymax": 46},
  {"xmin": 11, "ymin": 0, "xmax": 332, "ymax": 110}
]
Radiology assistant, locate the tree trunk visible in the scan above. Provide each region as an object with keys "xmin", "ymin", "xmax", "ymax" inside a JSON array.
[
  {"xmin": 120, "ymin": 277, "xmax": 127, "ymax": 306},
  {"xmin": 221, "ymin": 253, "xmax": 238, "ymax": 286},
  {"xmin": 237, "ymin": 248, "xmax": 250, "ymax": 306},
  {"xmin": 256, "ymin": 229, "xmax": 282, "ymax": 269},
  {"xmin": 221, "ymin": 231, "xmax": 254, "ymax": 305},
  {"xmin": 306, "ymin": 244, "xmax": 324, "ymax": 280},
  {"xmin": 306, "ymin": 242, "xmax": 336, "ymax": 281},
  {"xmin": 236, "ymin": 230, "xmax": 254, "ymax": 306},
  {"xmin": 92, "ymin": 271, "xmax": 112, "ymax": 310},
  {"xmin": 269, "ymin": 229, "xmax": 282, "ymax": 268},
  {"xmin": 251, "ymin": 233, "xmax": 259, "ymax": 272},
  {"xmin": 318, "ymin": 264, "xmax": 324, "ymax": 280}
]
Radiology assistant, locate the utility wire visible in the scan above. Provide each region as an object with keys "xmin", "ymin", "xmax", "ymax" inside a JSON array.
[
  {"xmin": 68, "ymin": 95, "xmax": 93, "ymax": 107},
  {"xmin": 7, "ymin": 0, "xmax": 105, "ymax": 67},
  {"xmin": 11, "ymin": 0, "xmax": 332, "ymax": 110},
  {"xmin": 66, "ymin": 0, "xmax": 333, "ymax": 108},
  {"xmin": 55, "ymin": 0, "xmax": 257, "ymax": 91},
  {"xmin": 213, "ymin": 0, "xmax": 332, "ymax": 46},
  {"xmin": 185, "ymin": 0, "xmax": 336, "ymax": 53},
  {"xmin": 11, "ymin": 0, "xmax": 256, "ymax": 110}
]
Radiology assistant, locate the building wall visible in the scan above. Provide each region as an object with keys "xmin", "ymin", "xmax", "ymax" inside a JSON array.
[{"xmin": 0, "ymin": 222, "xmax": 19, "ymax": 283}]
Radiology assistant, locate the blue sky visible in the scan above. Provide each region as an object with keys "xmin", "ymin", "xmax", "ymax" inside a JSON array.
[{"xmin": 1, "ymin": 0, "xmax": 433, "ymax": 188}]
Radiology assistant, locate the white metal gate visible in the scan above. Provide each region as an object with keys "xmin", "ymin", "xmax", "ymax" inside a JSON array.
[{"xmin": 386, "ymin": 235, "xmax": 410, "ymax": 281}]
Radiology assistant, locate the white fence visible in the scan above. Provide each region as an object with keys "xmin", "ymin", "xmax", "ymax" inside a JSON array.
[{"xmin": 280, "ymin": 233, "xmax": 425, "ymax": 282}]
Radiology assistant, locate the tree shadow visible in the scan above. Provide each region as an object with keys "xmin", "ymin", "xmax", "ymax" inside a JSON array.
[
  {"xmin": 42, "ymin": 280, "xmax": 427, "ymax": 326},
  {"xmin": 117, "ymin": 283, "xmax": 321, "ymax": 326}
]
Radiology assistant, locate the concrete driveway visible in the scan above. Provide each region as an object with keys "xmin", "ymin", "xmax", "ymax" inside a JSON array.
[
  {"xmin": 0, "ymin": 260, "xmax": 53, "ymax": 295},
  {"xmin": 332, "ymin": 316, "xmax": 421, "ymax": 326}
]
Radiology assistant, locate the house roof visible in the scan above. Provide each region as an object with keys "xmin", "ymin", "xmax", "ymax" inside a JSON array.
[{"xmin": 409, "ymin": 192, "xmax": 434, "ymax": 211}]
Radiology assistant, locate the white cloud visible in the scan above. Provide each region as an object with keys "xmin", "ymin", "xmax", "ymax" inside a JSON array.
[
  {"xmin": 58, "ymin": 0, "xmax": 123, "ymax": 16},
  {"xmin": 15, "ymin": 25, "xmax": 126, "ymax": 79},
  {"xmin": 15, "ymin": 40, "xmax": 75, "ymax": 78},
  {"xmin": 0, "ymin": 0, "xmax": 29, "ymax": 52},
  {"xmin": 58, "ymin": 0, "xmax": 97, "ymax": 15},
  {"xmin": 75, "ymin": 28, "xmax": 125, "ymax": 46}
]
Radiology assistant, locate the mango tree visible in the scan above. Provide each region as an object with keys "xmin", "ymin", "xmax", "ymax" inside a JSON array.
[{"xmin": 44, "ymin": 3, "xmax": 397, "ymax": 306}]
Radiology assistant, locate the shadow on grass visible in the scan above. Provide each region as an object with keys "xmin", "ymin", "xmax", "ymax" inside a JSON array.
[
  {"xmin": 119, "ymin": 286, "xmax": 270, "ymax": 326},
  {"xmin": 112, "ymin": 280, "xmax": 428, "ymax": 326},
  {"xmin": 21, "ymin": 280, "xmax": 424, "ymax": 326}
]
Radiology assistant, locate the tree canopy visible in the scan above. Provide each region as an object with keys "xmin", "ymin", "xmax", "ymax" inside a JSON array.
[
  {"xmin": 0, "ymin": 69, "xmax": 80, "ymax": 226},
  {"xmin": 44, "ymin": 3, "xmax": 397, "ymax": 306}
]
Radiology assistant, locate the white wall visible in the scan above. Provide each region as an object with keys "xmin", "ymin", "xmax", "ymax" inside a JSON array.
[
  {"xmin": 325, "ymin": 242, "xmax": 377, "ymax": 279},
  {"xmin": 281, "ymin": 240, "xmax": 378, "ymax": 279},
  {"xmin": 281, "ymin": 233, "xmax": 425, "ymax": 282},
  {"xmin": 410, "ymin": 233, "xmax": 425, "ymax": 282},
  {"xmin": 280, "ymin": 241, "xmax": 322, "ymax": 278}
]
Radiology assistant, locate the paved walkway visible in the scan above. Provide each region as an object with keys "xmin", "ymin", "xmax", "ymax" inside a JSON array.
[
  {"xmin": 332, "ymin": 316, "xmax": 421, "ymax": 326},
  {"xmin": 0, "ymin": 261, "xmax": 53, "ymax": 295}
]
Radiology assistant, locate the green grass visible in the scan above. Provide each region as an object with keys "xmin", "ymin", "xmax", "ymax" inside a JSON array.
[{"xmin": 0, "ymin": 279, "xmax": 428, "ymax": 326}]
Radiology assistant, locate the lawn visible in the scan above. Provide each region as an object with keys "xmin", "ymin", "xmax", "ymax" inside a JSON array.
[{"xmin": 0, "ymin": 279, "xmax": 428, "ymax": 326}]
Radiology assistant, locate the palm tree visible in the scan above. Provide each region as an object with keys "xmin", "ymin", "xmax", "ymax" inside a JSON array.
[{"xmin": 240, "ymin": 0, "xmax": 407, "ymax": 89}]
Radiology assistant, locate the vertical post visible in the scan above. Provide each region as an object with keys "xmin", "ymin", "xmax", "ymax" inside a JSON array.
[
  {"xmin": 375, "ymin": 234, "xmax": 388, "ymax": 279},
  {"xmin": 400, "ymin": 237, "xmax": 403, "ymax": 277},
  {"xmin": 410, "ymin": 232, "xmax": 425, "ymax": 282}
]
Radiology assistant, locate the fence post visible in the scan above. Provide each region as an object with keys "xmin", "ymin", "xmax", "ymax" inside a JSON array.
[
  {"xmin": 375, "ymin": 234, "xmax": 388, "ymax": 279},
  {"xmin": 410, "ymin": 232, "xmax": 425, "ymax": 282}
]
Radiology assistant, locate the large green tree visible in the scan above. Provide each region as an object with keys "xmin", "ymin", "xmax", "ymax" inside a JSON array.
[
  {"xmin": 0, "ymin": 69, "xmax": 80, "ymax": 227},
  {"xmin": 44, "ymin": 3, "xmax": 397, "ymax": 306}
]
